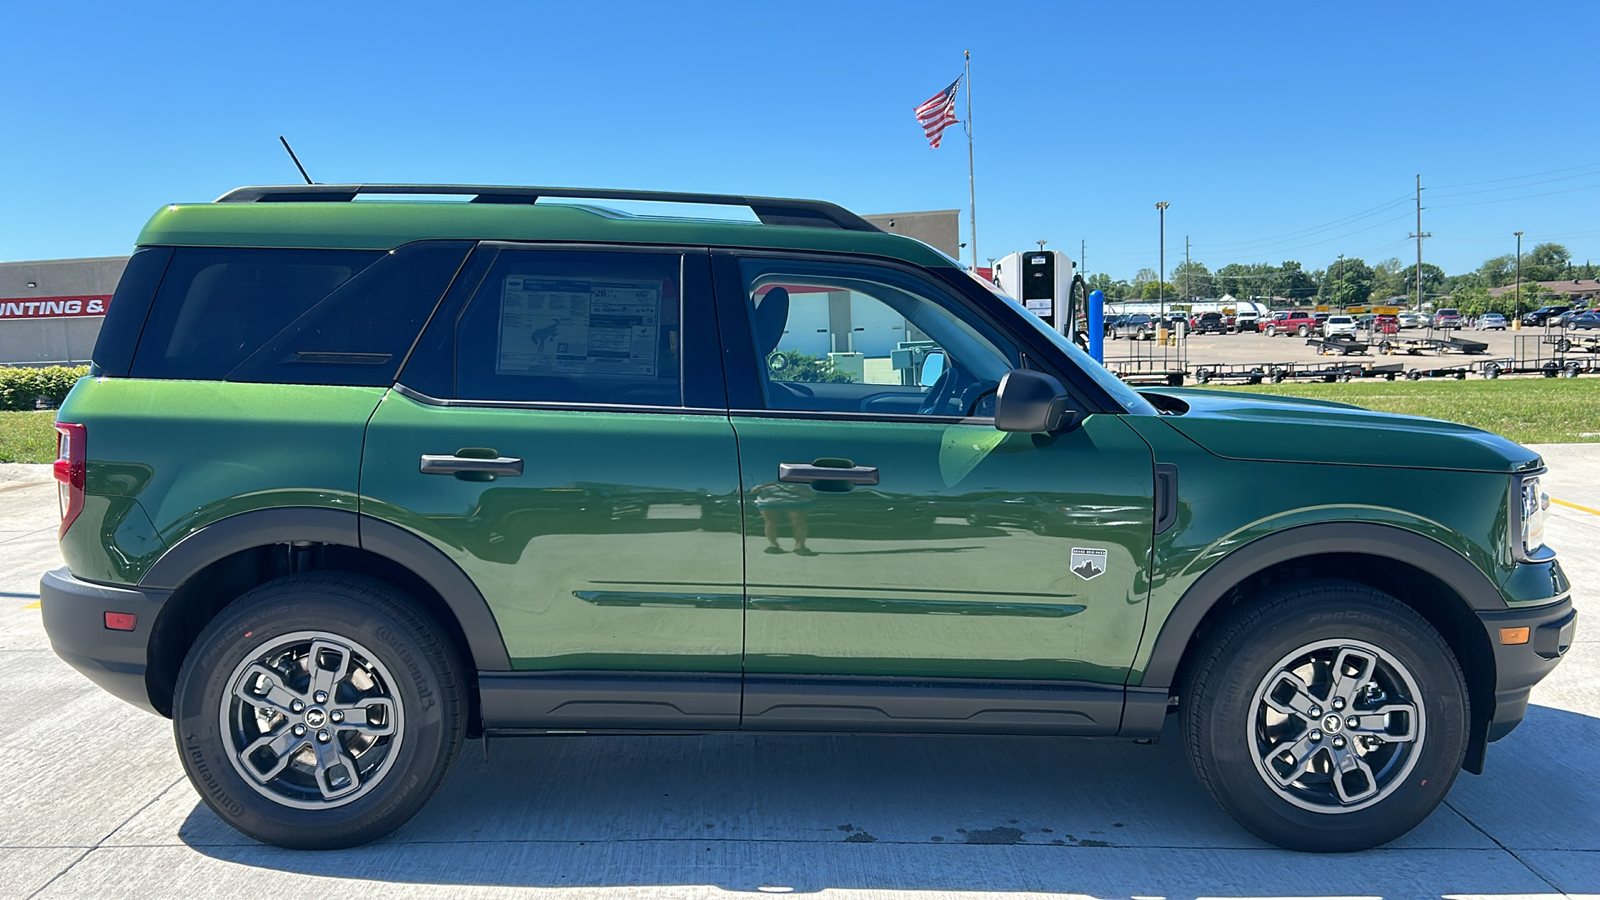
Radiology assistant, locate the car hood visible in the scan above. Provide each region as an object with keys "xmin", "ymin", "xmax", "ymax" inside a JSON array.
[{"xmin": 1139, "ymin": 388, "xmax": 1541, "ymax": 474}]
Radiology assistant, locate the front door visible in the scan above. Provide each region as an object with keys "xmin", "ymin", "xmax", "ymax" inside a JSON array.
[
  {"xmin": 362, "ymin": 245, "xmax": 745, "ymax": 728},
  {"xmin": 715, "ymin": 253, "xmax": 1155, "ymax": 734}
]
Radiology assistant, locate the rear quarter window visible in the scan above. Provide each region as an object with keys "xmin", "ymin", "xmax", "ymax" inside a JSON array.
[{"xmin": 127, "ymin": 243, "xmax": 470, "ymax": 385}]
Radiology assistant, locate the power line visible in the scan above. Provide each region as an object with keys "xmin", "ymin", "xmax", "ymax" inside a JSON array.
[
  {"xmin": 1191, "ymin": 194, "xmax": 1411, "ymax": 252},
  {"xmin": 1430, "ymin": 161, "xmax": 1600, "ymax": 190},
  {"xmin": 1430, "ymin": 168, "xmax": 1600, "ymax": 199},
  {"xmin": 1431, "ymin": 181, "xmax": 1600, "ymax": 209}
]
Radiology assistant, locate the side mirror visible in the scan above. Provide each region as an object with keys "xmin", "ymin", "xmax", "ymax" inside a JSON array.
[
  {"xmin": 994, "ymin": 369, "xmax": 1076, "ymax": 433},
  {"xmin": 918, "ymin": 350, "xmax": 947, "ymax": 387}
]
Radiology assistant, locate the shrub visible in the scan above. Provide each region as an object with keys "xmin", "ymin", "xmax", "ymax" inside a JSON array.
[{"xmin": 0, "ymin": 365, "xmax": 90, "ymax": 411}]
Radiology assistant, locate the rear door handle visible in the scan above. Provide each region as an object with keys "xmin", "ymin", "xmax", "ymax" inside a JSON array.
[
  {"xmin": 778, "ymin": 462, "xmax": 879, "ymax": 485},
  {"xmin": 420, "ymin": 454, "xmax": 524, "ymax": 476}
]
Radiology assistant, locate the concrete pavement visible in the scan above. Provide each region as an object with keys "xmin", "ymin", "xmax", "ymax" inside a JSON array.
[{"xmin": 1, "ymin": 451, "xmax": 1596, "ymax": 899}]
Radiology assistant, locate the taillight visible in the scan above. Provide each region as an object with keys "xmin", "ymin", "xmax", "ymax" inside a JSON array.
[{"xmin": 53, "ymin": 422, "xmax": 86, "ymax": 538}]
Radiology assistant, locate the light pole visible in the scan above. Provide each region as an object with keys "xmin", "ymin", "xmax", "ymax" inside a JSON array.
[
  {"xmin": 1036, "ymin": 240, "xmax": 1048, "ymax": 251},
  {"xmin": 1156, "ymin": 202, "xmax": 1169, "ymax": 341},
  {"xmin": 1335, "ymin": 254, "xmax": 1345, "ymax": 309},
  {"xmin": 1514, "ymin": 231, "xmax": 1524, "ymax": 327}
]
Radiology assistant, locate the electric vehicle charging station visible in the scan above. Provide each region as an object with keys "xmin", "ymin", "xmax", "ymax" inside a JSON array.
[{"xmin": 992, "ymin": 250, "xmax": 1078, "ymax": 336}]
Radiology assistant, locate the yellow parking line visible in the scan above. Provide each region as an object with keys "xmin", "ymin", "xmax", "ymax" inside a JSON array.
[
  {"xmin": 21, "ymin": 601, "xmax": 41, "ymax": 610},
  {"xmin": 1551, "ymin": 497, "xmax": 1600, "ymax": 517}
]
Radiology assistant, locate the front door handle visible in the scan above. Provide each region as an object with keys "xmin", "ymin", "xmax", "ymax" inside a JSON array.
[
  {"xmin": 778, "ymin": 462, "xmax": 879, "ymax": 486},
  {"xmin": 420, "ymin": 454, "xmax": 524, "ymax": 476}
]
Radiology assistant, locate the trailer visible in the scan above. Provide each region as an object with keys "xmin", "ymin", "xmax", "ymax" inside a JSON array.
[
  {"xmin": 1404, "ymin": 364, "xmax": 1470, "ymax": 380},
  {"xmin": 1305, "ymin": 336, "xmax": 1370, "ymax": 356},
  {"xmin": 1192, "ymin": 362, "xmax": 1294, "ymax": 385},
  {"xmin": 1395, "ymin": 337, "xmax": 1486, "ymax": 355}
]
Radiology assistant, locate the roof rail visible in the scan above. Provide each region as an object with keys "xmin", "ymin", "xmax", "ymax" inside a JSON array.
[{"xmin": 213, "ymin": 184, "xmax": 883, "ymax": 233}]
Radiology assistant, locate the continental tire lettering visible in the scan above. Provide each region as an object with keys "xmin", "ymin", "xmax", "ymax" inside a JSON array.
[
  {"xmin": 184, "ymin": 733, "xmax": 244, "ymax": 817},
  {"xmin": 375, "ymin": 624, "xmax": 435, "ymax": 709}
]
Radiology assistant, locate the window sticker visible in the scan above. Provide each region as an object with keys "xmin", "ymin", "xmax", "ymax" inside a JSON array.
[{"xmin": 496, "ymin": 276, "xmax": 661, "ymax": 376}]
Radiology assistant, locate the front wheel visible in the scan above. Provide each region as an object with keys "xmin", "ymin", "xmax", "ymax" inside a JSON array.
[
  {"xmin": 172, "ymin": 574, "xmax": 466, "ymax": 849},
  {"xmin": 1181, "ymin": 581, "xmax": 1467, "ymax": 852}
]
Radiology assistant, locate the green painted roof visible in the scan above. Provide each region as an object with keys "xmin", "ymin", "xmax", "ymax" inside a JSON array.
[{"xmin": 135, "ymin": 200, "xmax": 951, "ymax": 268}]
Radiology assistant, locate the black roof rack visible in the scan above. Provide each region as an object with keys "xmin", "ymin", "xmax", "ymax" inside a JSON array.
[{"xmin": 214, "ymin": 184, "xmax": 882, "ymax": 233}]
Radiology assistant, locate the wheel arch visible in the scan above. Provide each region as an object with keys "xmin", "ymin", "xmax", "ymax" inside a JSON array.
[
  {"xmin": 1140, "ymin": 523, "xmax": 1501, "ymax": 771},
  {"xmin": 141, "ymin": 508, "xmax": 509, "ymax": 727}
]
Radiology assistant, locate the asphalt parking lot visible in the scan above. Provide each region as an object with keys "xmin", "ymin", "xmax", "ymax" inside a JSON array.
[
  {"xmin": 1105, "ymin": 325, "xmax": 1588, "ymax": 377},
  {"xmin": 2, "ymin": 450, "xmax": 1596, "ymax": 900}
]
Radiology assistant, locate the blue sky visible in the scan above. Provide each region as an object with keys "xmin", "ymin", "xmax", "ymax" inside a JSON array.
[{"xmin": 2, "ymin": 1, "xmax": 1596, "ymax": 280}]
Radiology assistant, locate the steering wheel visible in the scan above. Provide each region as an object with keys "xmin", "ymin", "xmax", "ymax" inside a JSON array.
[{"xmin": 917, "ymin": 367, "xmax": 958, "ymax": 416}]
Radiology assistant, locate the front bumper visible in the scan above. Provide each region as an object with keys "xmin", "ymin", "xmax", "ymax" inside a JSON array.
[
  {"xmin": 39, "ymin": 567, "xmax": 170, "ymax": 715},
  {"xmin": 1477, "ymin": 596, "xmax": 1577, "ymax": 743}
]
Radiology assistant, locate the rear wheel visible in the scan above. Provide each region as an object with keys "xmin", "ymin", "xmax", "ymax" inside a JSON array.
[
  {"xmin": 1266, "ymin": 326, "xmax": 1278, "ymax": 337},
  {"xmin": 1181, "ymin": 581, "xmax": 1467, "ymax": 852},
  {"xmin": 173, "ymin": 574, "xmax": 466, "ymax": 849}
]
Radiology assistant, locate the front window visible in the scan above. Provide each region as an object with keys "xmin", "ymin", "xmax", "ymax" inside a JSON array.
[{"xmin": 736, "ymin": 258, "xmax": 1017, "ymax": 417}]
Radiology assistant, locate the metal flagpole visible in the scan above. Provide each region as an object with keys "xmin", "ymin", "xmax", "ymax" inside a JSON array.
[{"xmin": 965, "ymin": 50, "xmax": 976, "ymax": 271}]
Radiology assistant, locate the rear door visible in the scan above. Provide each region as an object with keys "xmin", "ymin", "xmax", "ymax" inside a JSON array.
[{"xmin": 361, "ymin": 244, "xmax": 745, "ymax": 728}]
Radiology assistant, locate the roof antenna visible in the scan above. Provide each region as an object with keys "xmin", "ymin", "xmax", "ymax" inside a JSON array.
[{"xmin": 278, "ymin": 136, "xmax": 314, "ymax": 185}]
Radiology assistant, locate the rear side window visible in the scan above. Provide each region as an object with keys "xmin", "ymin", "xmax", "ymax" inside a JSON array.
[
  {"xmin": 127, "ymin": 243, "xmax": 470, "ymax": 385},
  {"xmin": 446, "ymin": 249, "xmax": 683, "ymax": 406},
  {"xmin": 131, "ymin": 248, "xmax": 381, "ymax": 380}
]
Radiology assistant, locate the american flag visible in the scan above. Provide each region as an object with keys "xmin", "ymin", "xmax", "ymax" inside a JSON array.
[{"xmin": 914, "ymin": 76, "xmax": 962, "ymax": 148}]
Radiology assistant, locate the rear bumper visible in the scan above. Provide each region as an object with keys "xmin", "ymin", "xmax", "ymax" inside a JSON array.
[
  {"xmin": 39, "ymin": 567, "xmax": 169, "ymax": 715},
  {"xmin": 1478, "ymin": 596, "xmax": 1577, "ymax": 742}
]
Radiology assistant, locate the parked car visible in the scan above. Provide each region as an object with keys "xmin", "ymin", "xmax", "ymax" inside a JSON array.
[
  {"xmin": 1570, "ymin": 311, "xmax": 1600, "ymax": 330},
  {"xmin": 1264, "ymin": 310, "xmax": 1319, "ymax": 337},
  {"xmin": 1397, "ymin": 312, "xmax": 1424, "ymax": 329},
  {"xmin": 40, "ymin": 182, "xmax": 1575, "ymax": 854},
  {"xmin": 1371, "ymin": 314, "xmax": 1399, "ymax": 335},
  {"xmin": 1433, "ymin": 308, "xmax": 1463, "ymax": 328},
  {"xmin": 1191, "ymin": 312, "xmax": 1228, "ymax": 334},
  {"xmin": 1521, "ymin": 304, "xmax": 1573, "ymax": 327},
  {"xmin": 1233, "ymin": 309, "xmax": 1262, "ymax": 332},
  {"xmin": 1322, "ymin": 315, "xmax": 1357, "ymax": 338},
  {"xmin": 1551, "ymin": 308, "xmax": 1591, "ymax": 328},
  {"xmin": 1476, "ymin": 313, "xmax": 1508, "ymax": 331},
  {"xmin": 1111, "ymin": 313, "xmax": 1156, "ymax": 340}
]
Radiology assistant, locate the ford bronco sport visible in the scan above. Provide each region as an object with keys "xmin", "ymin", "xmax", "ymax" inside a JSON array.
[{"xmin": 42, "ymin": 184, "xmax": 1575, "ymax": 852}]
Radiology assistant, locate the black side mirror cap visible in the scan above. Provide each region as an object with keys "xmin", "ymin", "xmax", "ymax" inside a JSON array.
[{"xmin": 994, "ymin": 369, "xmax": 1076, "ymax": 433}]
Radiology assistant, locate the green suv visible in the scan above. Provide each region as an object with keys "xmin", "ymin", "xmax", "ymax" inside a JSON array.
[{"xmin": 41, "ymin": 185, "xmax": 1575, "ymax": 852}]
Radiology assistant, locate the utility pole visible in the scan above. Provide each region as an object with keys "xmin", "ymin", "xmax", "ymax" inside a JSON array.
[
  {"xmin": 1185, "ymin": 235, "xmax": 1192, "ymax": 301},
  {"xmin": 1515, "ymin": 231, "xmax": 1525, "ymax": 325},
  {"xmin": 1081, "ymin": 239, "xmax": 1086, "ymax": 280},
  {"xmin": 1409, "ymin": 174, "xmax": 1431, "ymax": 312},
  {"xmin": 1336, "ymin": 254, "xmax": 1345, "ymax": 308},
  {"xmin": 1156, "ymin": 202, "xmax": 1170, "ymax": 355}
]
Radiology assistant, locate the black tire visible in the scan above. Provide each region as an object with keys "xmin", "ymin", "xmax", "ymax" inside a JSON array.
[
  {"xmin": 1297, "ymin": 325, "xmax": 1310, "ymax": 337},
  {"xmin": 172, "ymin": 574, "xmax": 466, "ymax": 849},
  {"xmin": 1180, "ymin": 580, "xmax": 1468, "ymax": 852},
  {"xmin": 1266, "ymin": 326, "xmax": 1278, "ymax": 337}
]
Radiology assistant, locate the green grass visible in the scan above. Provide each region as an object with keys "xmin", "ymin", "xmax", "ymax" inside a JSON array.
[
  {"xmin": 1212, "ymin": 377, "xmax": 1600, "ymax": 444},
  {"xmin": 0, "ymin": 411, "xmax": 58, "ymax": 464}
]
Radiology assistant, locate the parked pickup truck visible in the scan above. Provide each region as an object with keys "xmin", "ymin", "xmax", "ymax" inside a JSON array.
[{"xmin": 1264, "ymin": 311, "xmax": 1319, "ymax": 337}]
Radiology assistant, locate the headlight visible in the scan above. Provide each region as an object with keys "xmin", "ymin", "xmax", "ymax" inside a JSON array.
[{"xmin": 1515, "ymin": 474, "xmax": 1550, "ymax": 561}]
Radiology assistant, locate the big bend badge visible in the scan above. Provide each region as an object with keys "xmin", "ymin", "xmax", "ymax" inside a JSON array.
[{"xmin": 1070, "ymin": 547, "xmax": 1107, "ymax": 581}]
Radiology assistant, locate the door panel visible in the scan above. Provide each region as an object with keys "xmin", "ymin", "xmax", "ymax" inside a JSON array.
[
  {"xmin": 734, "ymin": 412, "xmax": 1155, "ymax": 685},
  {"xmin": 363, "ymin": 394, "xmax": 745, "ymax": 675}
]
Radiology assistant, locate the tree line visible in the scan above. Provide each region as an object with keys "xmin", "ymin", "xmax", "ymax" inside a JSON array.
[{"xmin": 1086, "ymin": 243, "xmax": 1595, "ymax": 316}]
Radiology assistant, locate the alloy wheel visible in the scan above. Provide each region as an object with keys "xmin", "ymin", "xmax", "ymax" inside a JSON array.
[
  {"xmin": 1248, "ymin": 639, "xmax": 1425, "ymax": 813},
  {"xmin": 221, "ymin": 631, "xmax": 405, "ymax": 809}
]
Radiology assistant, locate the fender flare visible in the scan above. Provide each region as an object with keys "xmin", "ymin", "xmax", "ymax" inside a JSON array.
[
  {"xmin": 1138, "ymin": 521, "xmax": 1504, "ymax": 691},
  {"xmin": 139, "ymin": 507, "xmax": 511, "ymax": 670}
]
